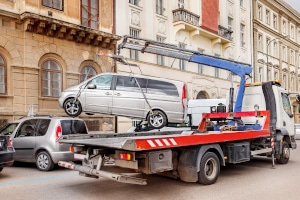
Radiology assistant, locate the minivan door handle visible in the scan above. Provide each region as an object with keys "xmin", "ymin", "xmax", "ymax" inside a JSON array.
[
  {"xmin": 105, "ymin": 92, "xmax": 112, "ymax": 95},
  {"xmin": 115, "ymin": 93, "xmax": 121, "ymax": 96}
]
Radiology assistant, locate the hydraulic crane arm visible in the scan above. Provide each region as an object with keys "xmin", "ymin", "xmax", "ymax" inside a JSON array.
[{"xmin": 118, "ymin": 35, "xmax": 253, "ymax": 112}]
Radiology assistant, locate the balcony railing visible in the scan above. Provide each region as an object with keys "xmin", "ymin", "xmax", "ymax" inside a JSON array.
[
  {"xmin": 173, "ymin": 8, "xmax": 233, "ymax": 41},
  {"xmin": 173, "ymin": 8, "xmax": 200, "ymax": 27},
  {"xmin": 218, "ymin": 25, "xmax": 233, "ymax": 41}
]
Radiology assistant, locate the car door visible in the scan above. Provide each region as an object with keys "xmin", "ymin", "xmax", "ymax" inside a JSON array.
[
  {"xmin": 83, "ymin": 74, "xmax": 113, "ymax": 114},
  {"xmin": 112, "ymin": 75, "xmax": 146, "ymax": 118},
  {"xmin": 13, "ymin": 119, "xmax": 38, "ymax": 162}
]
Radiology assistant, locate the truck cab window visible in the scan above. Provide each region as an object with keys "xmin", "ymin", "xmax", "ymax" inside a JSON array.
[{"xmin": 281, "ymin": 93, "xmax": 293, "ymax": 117}]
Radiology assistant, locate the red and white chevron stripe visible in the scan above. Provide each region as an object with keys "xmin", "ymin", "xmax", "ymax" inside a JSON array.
[{"xmin": 146, "ymin": 138, "xmax": 177, "ymax": 148}]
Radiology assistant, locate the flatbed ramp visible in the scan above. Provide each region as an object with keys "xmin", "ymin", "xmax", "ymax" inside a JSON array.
[{"xmin": 60, "ymin": 129, "xmax": 270, "ymax": 151}]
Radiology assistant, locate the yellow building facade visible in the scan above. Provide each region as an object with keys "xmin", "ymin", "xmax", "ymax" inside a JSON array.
[{"xmin": 0, "ymin": 0, "xmax": 120, "ymax": 131}]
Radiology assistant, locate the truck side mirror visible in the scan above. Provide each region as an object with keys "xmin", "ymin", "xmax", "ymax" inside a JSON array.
[{"xmin": 296, "ymin": 94, "xmax": 300, "ymax": 102}]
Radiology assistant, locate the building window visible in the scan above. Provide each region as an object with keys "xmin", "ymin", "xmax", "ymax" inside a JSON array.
[
  {"xmin": 291, "ymin": 25, "xmax": 295, "ymax": 39},
  {"xmin": 274, "ymin": 71, "xmax": 278, "ymax": 80},
  {"xmin": 129, "ymin": 0, "xmax": 140, "ymax": 6},
  {"xmin": 240, "ymin": 0, "xmax": 244, "ymax": 7},
  {"xmin": 257, "ymin": 4, "xmax": 262, "ymax": 20},
  {"xmin": 240, "ymin": 24, "xmax": 245, "ymax": 47},
  {"xmin": 157, "ymin": 36, "xmax": 165, "ymax": 66},
  {"xmin": 283, "ymin": 73, "xmax": 287, "ymax": 89},
  {"xmin": 266, "ymin": 37, "xmax": 270, "ymax": 55},
  {"xmin": 283, "ymin": 20, "xmax": 286, "ymax": 34},
  {"xmin": 282, "ymin": 46, "xmax": 286, "ymax": 61},
  {"xmin": 41, "ymin": 60, "xmax": 62, "ymax": 97},
  {"xmin": 266, "ymin": 9, "xmax": 270, "ymax": 25},
  {"xmin": 80, "ymin": 66, "xmax": 97, "ymax": 82},
  {"xmin": 81, "ymin": 0, "xmax": 98, "ymax": 29},
  {"xmin": 0, "ymin": 55, "xmax": 6, "ymax": 94},
  {"xmin": 258, "ymin": 34, "xmax": 262, "ymax": 51},
  {"xmin": 273, "ymin": 14, "xmax": 277, "ymax": 29},
  {"xmin": 129, "ymin": 28, "xmax": 140, "ymax": 60},
  {"xmin": 291, "ymin": 76, "xmax": 294, "ymax": 91},
  {"xmin": 273, "ymin": 42, "xmax": 277, "ymax": 57},
  {"xmin": 259, "ymin": 66, "xmax": 263, "ymax": 82},
  {"xmin": 198, "ymin": 48, "xmax": 204, "ymax": 74},
  {"xmin": 179, "ymin": 42, "xmax": 186, "ymax": 70},
  {"xmin": 228, "ymin": 17, "xmax": 233, "ymax": 30},
  {"xmin": 156, "ymin": 0, "xmax": 164, "ymax": 15},
  {"xmin": 291, "ymin": 50, "xmax": 294, "ymax": 65},
  {"xmin": 178, "ymin": 0, "xmax": 185, "ymax": 8},
  {"xmin": 42, "ymin": 0, "xmax": 63, "ymax": 11}
]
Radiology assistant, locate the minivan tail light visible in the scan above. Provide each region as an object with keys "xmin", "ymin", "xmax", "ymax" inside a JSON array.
[
  {"xmin": 7, "ymin": 136, "xmax": 13, "ymax": 147},
  {"xmin": 182, "ymin": 85, "xmax": 187, "ymax": 108},
  {"xmin": 56, "ymin": 125, "xmax": 62, "ymax": 143}
]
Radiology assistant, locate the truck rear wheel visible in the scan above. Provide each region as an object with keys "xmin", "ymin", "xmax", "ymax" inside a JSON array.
[
  {"xmin": 198, "ymin": 152, "xmax": 220, "ymax": 185},
  {"xmin": 276, "ymin": 141, "xmax": 290, "ymax": 164}
]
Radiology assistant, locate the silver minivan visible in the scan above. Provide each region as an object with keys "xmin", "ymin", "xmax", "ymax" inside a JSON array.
[{"xmin": 58, "ymin": 73, "xmax": 187, "ymax": 129}]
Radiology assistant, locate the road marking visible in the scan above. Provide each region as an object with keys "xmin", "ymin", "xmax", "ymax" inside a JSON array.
[{"xmin": 0, "ymin": 172, "xmax": 78, "ymax": 187}]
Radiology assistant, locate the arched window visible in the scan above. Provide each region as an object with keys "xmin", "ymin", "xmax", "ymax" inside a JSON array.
[
  {"xmin": 0, "ymin": 55, "xmax": 6, "ymax": 94},
  {"xmin": 80, "ymin": 66, "xmax": 97, "ymax": 82},
  {"xmin": 42, "ymin": 60, "xmax": 62, "ymax": 97},
  {"xmin": 196, "ymin": 91, "xmax": 208, "ymax": 99}
]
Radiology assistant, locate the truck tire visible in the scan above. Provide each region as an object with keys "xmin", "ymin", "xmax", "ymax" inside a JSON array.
[
  {"xmin": 198, "ymin": 152, "xmax": 220, "ymax": 185},
  {"xmin": 147, "ymin": 110, "xmax": 167, "ymax": 129},
  {"xmin": 276, "ymin": 141, "xmax": 290, "ymax": 164},
  {"xmin": 0, "ymin": 167, "xmax": 3, "ymax": 172},
  {"xmin": 64, "ymin": 98, "xmax": 82, "ymax": 117},
  {"xmin": 36, "ymin": 151, "xmax": 55, "ymax": 171}
]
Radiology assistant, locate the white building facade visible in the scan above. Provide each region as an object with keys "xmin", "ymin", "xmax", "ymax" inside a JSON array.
[{"xmin": 114, "ymin": 0, "xmax": 253, "ymax": 131}]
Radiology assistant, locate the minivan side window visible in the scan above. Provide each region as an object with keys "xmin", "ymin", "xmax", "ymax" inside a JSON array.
[
  {"xmin": 116, "ymin": 76, "xmax": 147, "ymax": 92},
  {"xmin": 90, "ymin": 75, "xmax": 112, "ymax": 90},
  {"xmin": 147, "ymin": 79, "xmax": 179, "ymax": 96},
  {"xmin": 36, "ymin": 119, "xmax": 51, "ymax": 136},
  {"xmin": 15, "ymin": 119, "xmax": 38, "ymax": 137}
]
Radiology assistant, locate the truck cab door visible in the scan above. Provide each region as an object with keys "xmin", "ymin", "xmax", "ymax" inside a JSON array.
[{"xmin": 280, "ymin": 92, "xmax": 294, "ymax": 136}]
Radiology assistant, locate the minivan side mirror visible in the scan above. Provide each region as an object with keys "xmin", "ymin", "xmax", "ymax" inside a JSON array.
[{"xmin": 87, "ymin": 83, "xmax": 96, "ymax": 89}]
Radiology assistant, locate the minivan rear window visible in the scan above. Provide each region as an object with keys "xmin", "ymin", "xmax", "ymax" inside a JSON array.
[
  {"xmin": 147, "ymin": 79, "xmax": 179, "ymax": 96},
  {"xmin": 61, "ymin": 120, "xmax": 87, "ymax": 135}
]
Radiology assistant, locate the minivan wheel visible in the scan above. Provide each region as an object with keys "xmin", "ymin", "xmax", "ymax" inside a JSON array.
[
  {"xmin": 147, "ymin": 110, "xmax": 167, "ymax": 129},
  {"xmin": 36, "ymin": 151, "xmax": 55, "ymax": 171},
  {"xmin": 64, "ymin": 98, "xmax": 82, "ymax": 117}
]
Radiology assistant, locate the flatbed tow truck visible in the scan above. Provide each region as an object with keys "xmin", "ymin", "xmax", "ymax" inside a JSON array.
[{"xmin": 58, "ymin": 36, "xmax": 298, "ymax": 185}]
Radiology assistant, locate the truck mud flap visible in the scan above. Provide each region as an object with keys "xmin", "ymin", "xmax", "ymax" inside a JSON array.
[{"xmin": 58, "ymin": 161, "xmax": 147, "ymax": 185}]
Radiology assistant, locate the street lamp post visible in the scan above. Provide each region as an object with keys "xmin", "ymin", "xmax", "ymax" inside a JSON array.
[{"xmin": 266, "ymin": 35, "xmax": 289, "ymax": 81}]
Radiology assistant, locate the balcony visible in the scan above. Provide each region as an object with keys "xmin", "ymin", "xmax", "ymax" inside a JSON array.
[
  {"xmin": 19, "ymin": 12, "xmax": 121, "ymax": 49},
  {"xmin": 172, "ymin": 8, "xmax": 232, "ymax": 44}
]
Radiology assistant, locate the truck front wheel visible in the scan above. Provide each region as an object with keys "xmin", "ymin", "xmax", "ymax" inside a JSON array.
[
  {"xmin": 276, "ymin": 141, "xmax": 290, "ymax": 164},
  {"xmin": 198, "ymin": 152, "xmax": 220, "ymax": 185}
]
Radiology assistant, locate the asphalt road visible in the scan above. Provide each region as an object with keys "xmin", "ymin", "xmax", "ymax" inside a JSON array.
[{"xmin": 1, "ymin": 142, "xmax": 300, "ymax": 200}]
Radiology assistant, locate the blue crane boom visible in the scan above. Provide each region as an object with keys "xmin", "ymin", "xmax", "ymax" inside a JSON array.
[{"xmin": 118, "ymin": 35, "xmax": 253, "ymax": 112}]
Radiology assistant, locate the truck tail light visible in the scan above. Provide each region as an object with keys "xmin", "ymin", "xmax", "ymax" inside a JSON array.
[
  {"xmin": 55, "ymin": 125, "xmax": 62, "ymax": 144},
  {"xmin": 118, "ymin": 153, "xmax": 133, "ymax": 161},
  {"xmin": 69, "ymin": 146, "xmax": 74, "ymax": 152},
  {"xmin": 182, "ymin": 84, "xmax": 187, "ymax": 108}
]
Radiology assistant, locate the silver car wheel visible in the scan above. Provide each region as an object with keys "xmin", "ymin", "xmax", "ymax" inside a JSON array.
[
  {"xmin": 64, "ymin": 98, "xmax": 82, "ymax": 117},
  {"xmin": 36, "ymin": 151, "xmax": 54, "ymax": 171}
]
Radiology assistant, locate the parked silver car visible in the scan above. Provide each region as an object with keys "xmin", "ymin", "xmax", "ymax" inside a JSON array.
[
  {"xmin": 58, "ymin": 73, "xmax": 187, "ymax": 129},
  {"xmin": 0, "ymin": 115, "xmax": 88, "ymax": 171}
]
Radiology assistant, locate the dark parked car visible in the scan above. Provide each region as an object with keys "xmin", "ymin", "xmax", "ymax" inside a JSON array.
[
  {"xmin": 0, "ymin": 115, "xmax": 88, "ymax": 171},
  {"xmin": 0, "ymin": 135, "xmax": 15, "ymax": 173}
]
